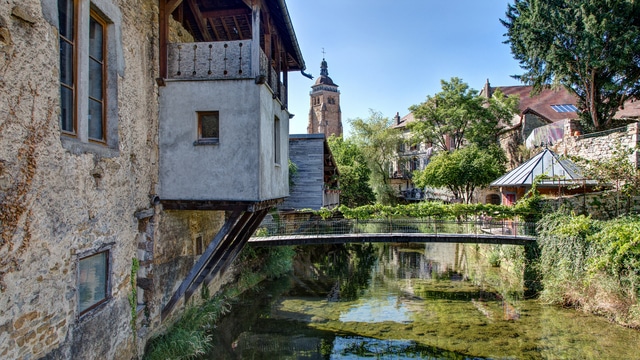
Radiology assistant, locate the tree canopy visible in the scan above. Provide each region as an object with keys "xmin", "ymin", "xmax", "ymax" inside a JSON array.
[
  {"xmin": 412, "ymin": 145, "xmax": 507, "ymax": 204},
  {"xmin": 408, "ymin": 78, "xmax": 518, "ymax": 150},
  {"xmin": 327, "ymin": 135, "xmax": 376, "ymax": 207},
  {"xmin": 348, "ymin": 110, "xmax": 403, "ymax": 205},
  {"xmin": 502, "ymin": 0, "xmax": 640, "ymax": 131}
]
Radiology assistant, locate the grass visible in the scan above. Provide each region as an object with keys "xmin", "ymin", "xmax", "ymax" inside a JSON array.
[{"xmin": 143, "ymin": 245, "xmax": 295, "ymax": 359}]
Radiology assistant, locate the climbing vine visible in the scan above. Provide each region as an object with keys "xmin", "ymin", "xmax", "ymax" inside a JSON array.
[
  {"xmin": 0, "ymin": 85, "xmax": 51, "ymax": 291},
  {"xmin": 129, "ymin": 258, "xmax": 140, "ymax": 352}
]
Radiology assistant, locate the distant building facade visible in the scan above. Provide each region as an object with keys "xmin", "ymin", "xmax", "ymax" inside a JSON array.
[{"xmin": 308, "ymin": 58, "xmax": 343, "ymax": 138}]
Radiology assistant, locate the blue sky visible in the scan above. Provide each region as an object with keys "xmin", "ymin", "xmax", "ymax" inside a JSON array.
[{"xmin": 285, "ymin": 0, "xmax": 524, "ymax": 135}]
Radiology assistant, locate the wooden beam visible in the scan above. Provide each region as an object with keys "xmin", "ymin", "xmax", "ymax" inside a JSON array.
[
  {"xmin": 183, "ymin": 211, "xmax": 254, "ymax": 300},
  {"xmin": 200, "ymin": 8, "xmax": 251, "ymax": 18},
  {"xmin": 167, "ymin": 0, "xmax": 183, "ymax": 14},
  {"xmin": 208, "ymin": 18, "xmax": 221, "ymax": 40},
  {"xmin": 161, "ymin": 209, "xmax": 243, "ymax": 320},
  {"xmin": 159, "ymin": 0, "xmax": 168, "ymax": 80},
  {"xmin": 186, "ymin": 0, "xmax": 213, "ymax": 42},
  {"xmin": 204, "ymin": 209, "xmax": 269, "ymax": 286},
  {"xmin": 232, "ymin": 16, "xmax": 243, "ymax": 39}
]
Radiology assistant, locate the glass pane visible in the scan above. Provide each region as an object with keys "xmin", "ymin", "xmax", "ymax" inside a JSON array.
[
  {"xmin": 89, "ymin": 58, "xmax": 103, "ymax": 100},
  {"xmin": 89, "ymin": 16, "xmax": 103, "ymax": 60},
  {"xmin": 59, "ymin": 40, "xmax": 74, "ymax": 86},
  {"xmin": 60, "ymin": 86, "xmax": 74, "ymax": 132},
  {"xmin": 88, "ymin": 99, "xmax": 103, "ymax": 140},
  {"xmin": 200, "ymin": 113, "xmax": 219, "ymax": 138},
  {"xmin": 78, "ymin": 251, "xmax": 108, "ymax": 313},
  {"xmin": 58, "ymin": 0, "xmax": 74, "ymax": 39}
]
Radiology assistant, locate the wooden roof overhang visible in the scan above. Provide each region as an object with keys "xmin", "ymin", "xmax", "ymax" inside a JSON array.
[{"xmin": 159, "ymin": 0, "xmax": 305, "ymax": 79}]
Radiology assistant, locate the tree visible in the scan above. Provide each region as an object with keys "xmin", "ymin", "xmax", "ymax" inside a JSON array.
[
  {"xmin": 467, "ymin": 89, "xmax": 520, "ymax": 148},
  {"xmin": 349, "ymin": 110, "xmax": 403, "ymax": 205},
  {"xmin": 502, "ymin": 0, "xmax": 640, "ymax": 131},
  {"xmin": 327, "ymin": 136, "xmax": 376, "ymax": 207},
  {"xmin": 412, "ymin": 145, "xmax": 507, "ymax": 203},
  {"xmin": 408, "ymin": 78, "xmax": 514, "ymax": 150}
]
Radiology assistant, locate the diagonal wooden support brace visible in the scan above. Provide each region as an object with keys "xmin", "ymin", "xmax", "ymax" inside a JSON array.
[
  {"xmin": 203, "ymin": 209, "xmax": 269, "ymax": 287},
  {"xmin": 161, "ymin": 209, "xmax": 243, "ymax": 320}
]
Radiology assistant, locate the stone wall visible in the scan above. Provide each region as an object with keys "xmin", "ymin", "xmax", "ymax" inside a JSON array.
[
  {"xmin": 0, "ymin": 1, "xmax": 229, "ymax": 359},
  {"xmin": 554, "ymin": 121, "xmax": 639, "ymax": 168},
  {"xmin": 544, "ymin": 192, "xmax": 640, "ymax": 220}
]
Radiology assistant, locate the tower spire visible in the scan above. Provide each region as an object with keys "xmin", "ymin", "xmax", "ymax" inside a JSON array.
[{"xmin": 307, "ymin": 52, "xmax": 342, "ymax": 138}]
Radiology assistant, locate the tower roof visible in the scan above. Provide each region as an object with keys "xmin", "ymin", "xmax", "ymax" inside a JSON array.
[{"xmin": 314, "ymin": 58, "xmax": 338, "ymax": 87}]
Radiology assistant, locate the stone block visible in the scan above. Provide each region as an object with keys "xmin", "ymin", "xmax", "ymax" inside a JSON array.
[{"xmin": 14, "ymin": 311, "xmax": 38, "ymax": 330}]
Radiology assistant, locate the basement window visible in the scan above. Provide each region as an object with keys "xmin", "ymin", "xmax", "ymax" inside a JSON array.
[
  {"xmin": 196, "ymin": 111, "xmax": 219, "ymax": 145},
  {"xmin": 78, "ymin": 250, "xmax": 110, "ymax": 314}
]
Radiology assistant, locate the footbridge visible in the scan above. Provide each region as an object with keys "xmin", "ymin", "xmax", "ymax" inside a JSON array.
[{"xmin": 249, "ymin": 218, "xmax": 537, "ymax": 246}]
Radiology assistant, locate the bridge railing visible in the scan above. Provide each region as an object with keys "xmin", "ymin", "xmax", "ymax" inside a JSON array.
[{"xmin": 252, "ymin": 218, "xmax": 537, "ymax": 238}]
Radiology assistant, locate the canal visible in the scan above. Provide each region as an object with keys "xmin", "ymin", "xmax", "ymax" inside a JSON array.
[{"xmin": 206, "ymin": 243, "xmax": 640, "ymax": 359}]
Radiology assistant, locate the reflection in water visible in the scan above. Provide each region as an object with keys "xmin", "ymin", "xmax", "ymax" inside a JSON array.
[{"xmin": 205, "ymin": 243, "xmax": 640, "ymax": 359}]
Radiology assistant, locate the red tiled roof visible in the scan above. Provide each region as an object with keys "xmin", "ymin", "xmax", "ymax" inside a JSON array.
[
  {"xmin": 392, "ymin": 112, "xmax": 416, "ymax": 129},
  {"xmin": 615, "ymin": 98, "xmax": 640, "ymax": 119},
  {"xmin": 493, "ymin": 85, "xmax": 578, "ymax": 123}
]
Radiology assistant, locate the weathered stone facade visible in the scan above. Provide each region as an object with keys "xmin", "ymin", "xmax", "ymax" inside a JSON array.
[
  {"xmin": 554, "ymin": 121, "xmax": 640, "ymax": 168},
  {"xmin": 0, "ymin": 1, "xmax": 230, "ymax": 358},
  {"xmin": 545, "ymin": 192, "xmax": 640, "ymax": 220}
]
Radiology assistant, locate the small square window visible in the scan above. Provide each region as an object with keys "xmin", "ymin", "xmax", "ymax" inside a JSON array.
[
  {"xmin": 196, "ymin": 111, "xmax": 219, "ymax": 145},
  {"xmin": 78, "ymin": 250, "xmax": 110, "ymax": 314}
]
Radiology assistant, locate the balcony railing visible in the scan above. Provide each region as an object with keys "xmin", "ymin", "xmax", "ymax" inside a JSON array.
[{"xmin": 167, "ymin": 40, "xmax": 287, "ymax": 106}]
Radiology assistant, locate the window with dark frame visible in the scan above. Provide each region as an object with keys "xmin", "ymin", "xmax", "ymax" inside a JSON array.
[
  {"xmin": 197, "ymin": 111, "xmax": 219, "ymax": 144},
  {"xmin": 88, "ymin": 12, "xmax": 106, "ymax": 142},
  {"xmin": 274, "ymin": 115, "xmax": 281, "ymax": 164},
  {"xmin": 195, "ymin": 235, "xmax": 204, "ymax": 255},
  {"xmin": 78, "ymin": 250, "xmax": 110, "ymax": 314},
  {"xmin": 58, "ymin": 0, "xmax": 110, "ymax": 144},
  {"xmin": 59, "ymin": 0, "xmax": 76, "ymax": 134}
]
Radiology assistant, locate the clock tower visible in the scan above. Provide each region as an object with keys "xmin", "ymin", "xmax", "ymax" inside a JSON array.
[{"xmin": 308, "ymin": 58, "xmax": 342, "ymax": 138}]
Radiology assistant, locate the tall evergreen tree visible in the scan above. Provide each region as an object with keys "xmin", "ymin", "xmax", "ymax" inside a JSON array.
[{"xmin": 502, "ymin": 0, "xmax": 640, "ymax": 131}]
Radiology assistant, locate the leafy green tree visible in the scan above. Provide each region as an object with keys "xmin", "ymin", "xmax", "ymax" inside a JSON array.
[
  {"xmin": 468, "ymin": 89, "xmax": 520, "ymax": 148},
  {"xmin": 327, "ymin": 136, "xmax": 376, "ymax": 207},
  {"xmin": 409, "ymin": 78, "xmax": 516, "ymax": 150},
  {"xmin": 502, "ymin": 0, "xmax": 640, "ymax": 131},
  {"xmin": 413, "ymin": 145, "xmax": 507, "ymax": 203},
  {"xmin": 349, "ymin": 110, "xmax": 403, "ymax": 205}
]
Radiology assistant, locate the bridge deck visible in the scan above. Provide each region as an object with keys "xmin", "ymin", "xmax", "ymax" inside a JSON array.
[{"xmin": 248, "ymin": 232, "xmax": 536, "ymax": 246}]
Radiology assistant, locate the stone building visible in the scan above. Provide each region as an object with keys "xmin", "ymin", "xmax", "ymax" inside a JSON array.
[
  {"xmin": 307, "ymin": 57, "xmax": 343, "ymax": 138},
  {"xmin": 0, "ymin": 0, "xmax": 306, "ymax": 358}
]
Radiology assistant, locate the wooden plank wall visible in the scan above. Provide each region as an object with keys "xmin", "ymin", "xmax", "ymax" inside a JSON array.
[{"xmin": 279, "ymin": 138, "xmax": 325, "ymax": 210}]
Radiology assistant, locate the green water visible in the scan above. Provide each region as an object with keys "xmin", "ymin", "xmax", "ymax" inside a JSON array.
[{"xmin": 207, "ymin": 243, "xmax": 640, "ymax": 359}]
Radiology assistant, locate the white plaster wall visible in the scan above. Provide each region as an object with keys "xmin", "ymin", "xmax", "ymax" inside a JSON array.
[{"xmin": 159, "ymin": 79, "xmax": 289, "ymax": 201}]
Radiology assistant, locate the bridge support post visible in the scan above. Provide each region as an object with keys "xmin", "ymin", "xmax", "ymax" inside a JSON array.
[{"xmin": 523, "ymin": 241, "xmax": 541, "ymax": 298}]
